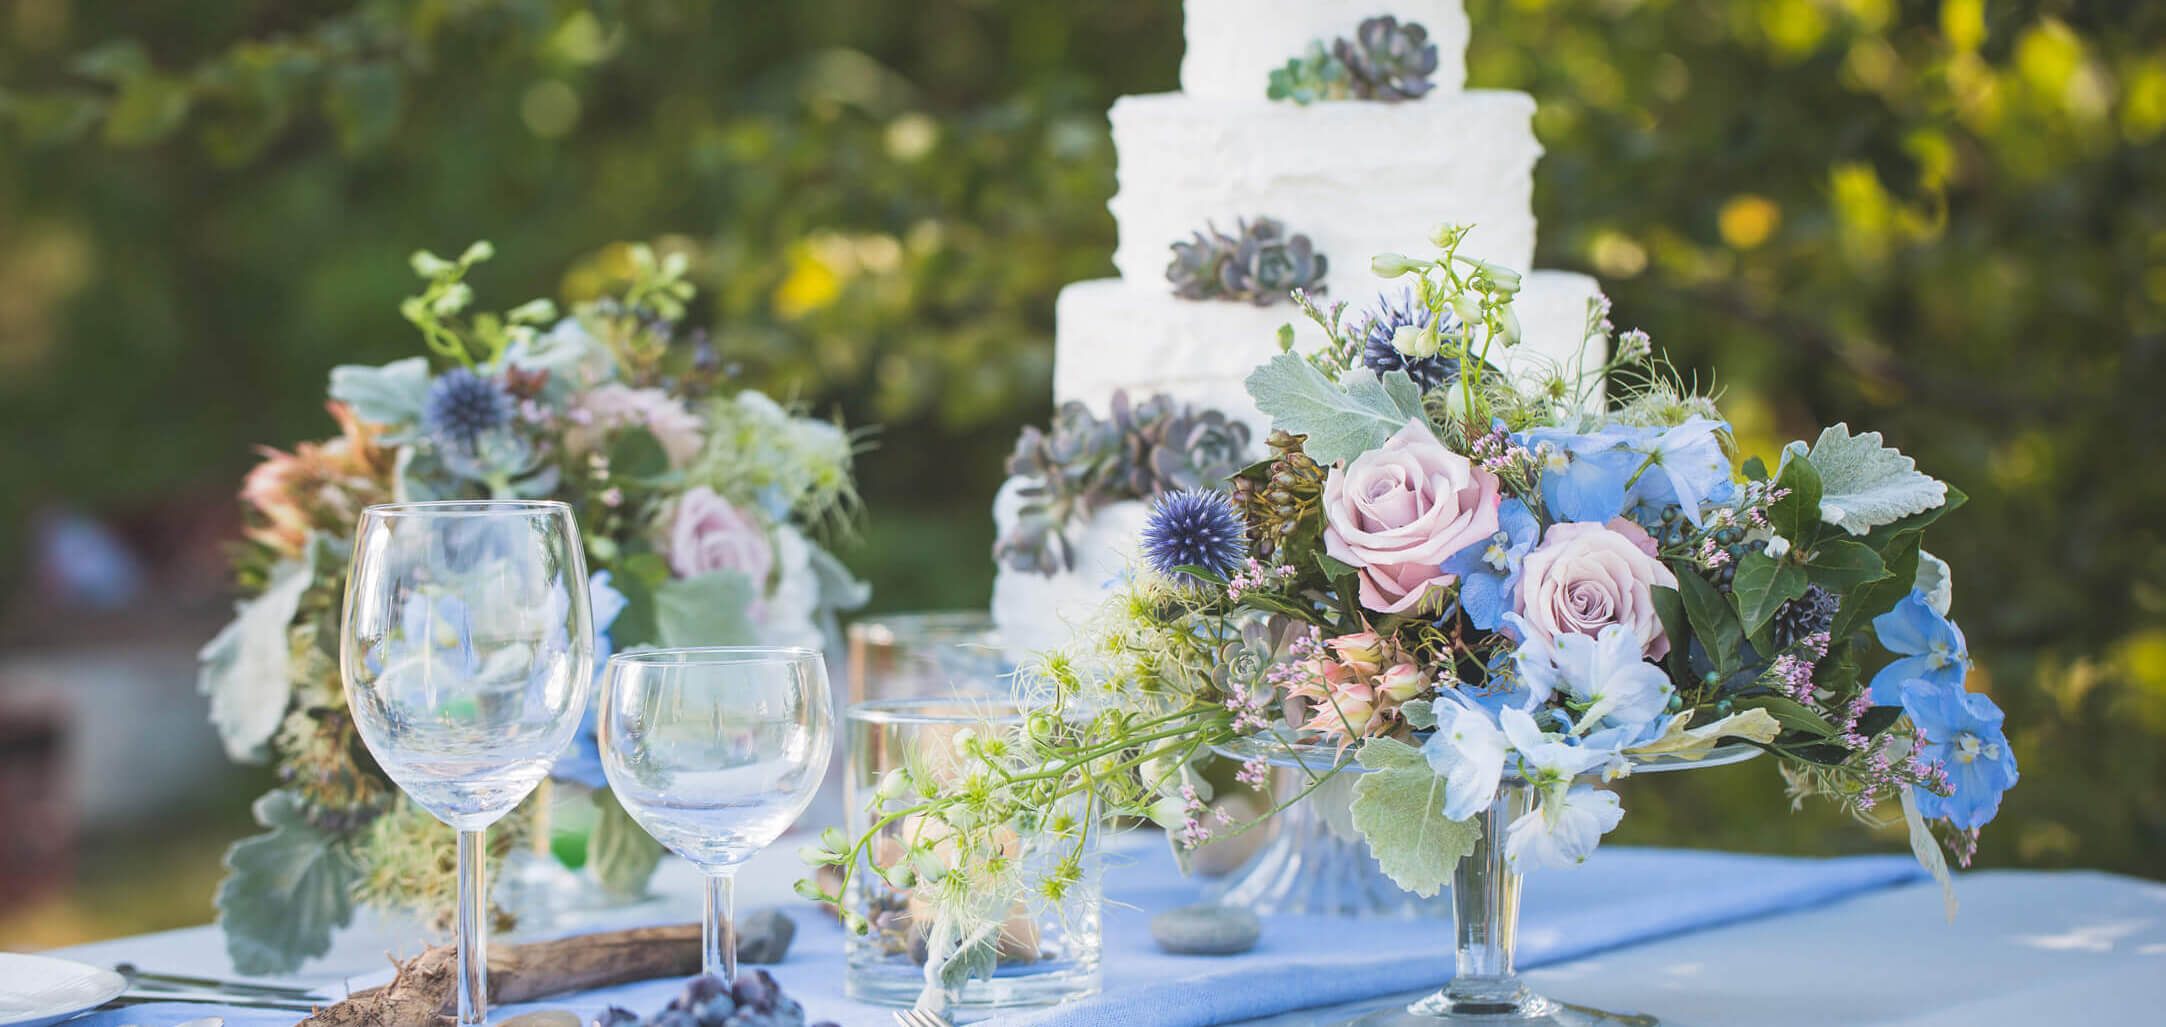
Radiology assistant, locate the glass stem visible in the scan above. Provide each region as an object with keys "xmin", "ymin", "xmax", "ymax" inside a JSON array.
[
  {"xmin": 704, "ymin": 869, "xmax": 738, "ymax": 985},
  {"xmin": 1428, "ymin": 783, "xmax": 1533, "ymax": 1017},
  {"xmin": 455, "ymin": 828, "xmax": 488, "ymax": 1025}
]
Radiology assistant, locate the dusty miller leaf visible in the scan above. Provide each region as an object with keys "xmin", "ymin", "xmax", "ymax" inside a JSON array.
[
  {"xmin": 217, "ymin": 791, "xmax": 359, "ymax": 975},
  {"xmin": 654, "ymin": 569, "xmax": 758, "ymax": 648},
  {"xmin": 1245, "ymin": 354, "xmax": 1425, "ymax": 466},
  {"xmin": 197, "ymin": 541, "xmax": 317, "ymax": 762},
  {"xmin": 1349, "ymin": 736, "xmax": 1480, "ymax": 898},
  {"xmin": 328, "ymin": 356, "xmax": 430, "ymax": 437},
  {"xmin": 1798, "ymin": 424, "xmax": 1948, "ymax": 535}
]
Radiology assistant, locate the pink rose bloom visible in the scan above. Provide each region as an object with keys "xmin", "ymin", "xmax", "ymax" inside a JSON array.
[
  {"xmin": 1322, "ymin": 419, "xmax": 1502, "ymax": 614},
  {"xmin": 667, "ymin": 486, "xmax": 774, "ymax": 585},
  {"xmin": 1515, "ymin": 518, "xmax": 1678, "ymax": 659},
  {"xmin": 568, "ymin": 384, "xmax": 706, "ymax": 468}
]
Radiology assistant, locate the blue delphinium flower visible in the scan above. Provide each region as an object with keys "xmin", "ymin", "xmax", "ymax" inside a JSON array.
[
  {"xmin": 1900, "ymin": 679, "xmax": 2017, "ymax": 829},
  {"xmin": 1522, "ymin": 417, "xmax": 1735, "ymax": 526},
  {"xmin": 1141, "ymin": 490, "xmax": 1247, "ymax": 579},
  {"xmin": 1440, "ymin": 498, "xmax": 1539, "ymax": 630},
  {"xmin": 1868, "ymin": 590, "xmax": 1969, "ymax": 703},
  {"xmin": 1359, "ymin": 289, "xmax": 1460, "ymax": 391},
  {"xmin": 423, "ymin": 367, "xmax": 516, "ymax": 452}
]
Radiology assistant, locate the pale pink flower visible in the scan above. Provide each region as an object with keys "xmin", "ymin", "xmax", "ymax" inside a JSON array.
[
  {"xmin": 565, "ymin": 384, "xmax": 706, "ymax": 468},
  {"xmin": 1322, "ymin": 419, "xmax": 1502, "ymax": 614},
  {"xmin": 664, "ymin": 486, "xmax": 774, "ymax": 584},
  {"xmin": 1515, "ymin": 518, "xmax": 1678, "ymax": 659}
]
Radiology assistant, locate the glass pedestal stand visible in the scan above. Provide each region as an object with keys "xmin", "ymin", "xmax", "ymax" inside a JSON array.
[
  {"xmin": 1208, "ymin": 754, "xmax": 1450, "ymax": 918},
  {"xmin": 1336, "ymin": 743, "xmax": 1760, "ymax": 1026}
]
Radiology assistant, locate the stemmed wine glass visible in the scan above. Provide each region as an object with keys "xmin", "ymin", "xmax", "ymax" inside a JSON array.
[
  {"xmin": 340, "ymin": 500, "xmax": 595, "ymax": 1025},
  {"xmin": 599, "ymin": 647, "xmax": 834, "ymax": 985}
]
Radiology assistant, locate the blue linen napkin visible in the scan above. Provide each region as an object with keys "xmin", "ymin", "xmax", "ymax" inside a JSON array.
[{"xmin": 69, "ymin": 847, "xmax": 1919, "ymax": 1027}]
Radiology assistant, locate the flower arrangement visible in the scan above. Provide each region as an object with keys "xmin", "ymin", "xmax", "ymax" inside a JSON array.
[
  {"xmin": 202, "ymin": 241, "xmax": 868, "ymax": 973},
  {"xmin": 805, "ymin": 223, "xmax": 2012, "ymax": 988}
]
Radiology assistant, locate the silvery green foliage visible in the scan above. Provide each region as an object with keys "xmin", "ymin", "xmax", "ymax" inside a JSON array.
[
  {"xmin": 197, "ymin": 538, "xmax": 318, "ymax": 762},
  {"xmin": 217, "ymin": 790, "xmax": 358, "ymax": 975},
  {"xmin": 654, "ymin": 569, "xmax": 758, "ymax": 649},
  {"xmin": 1348, "ymin": 737, "xmax": 1479, "ymax": 898},
  {"xmin": 1781, "ymin": 423, "xmax": 1948, "ymax": 535},
  {"xmin": 1244, "ymin": 354, "xmax": 1425, "ymax": 466},
  {"xmin": 327, "ymin": 356, "xmax": 430, "ymax": 442}
]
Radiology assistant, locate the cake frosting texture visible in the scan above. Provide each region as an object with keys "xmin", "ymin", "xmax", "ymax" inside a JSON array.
[{"xmin": 1180, "ymin": 0, "xmax": 1470, "ymax": 100}]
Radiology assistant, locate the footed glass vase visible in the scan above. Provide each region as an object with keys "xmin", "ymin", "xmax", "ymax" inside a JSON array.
[
  {"xmin": 1209, "ymin": 771, "xmax": 1449, "ymax": 918},
  {"xmin": 1341, "ymin": 744, "xmax": 1757, "ymax": 1026}
]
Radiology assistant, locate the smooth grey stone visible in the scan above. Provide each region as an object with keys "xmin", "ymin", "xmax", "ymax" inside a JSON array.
[
  {"xmin": 737, "ymin": 908, "xmax": 798, "ymax": 964},
  {"xmin": 497, "ymin": 1012, "xmax": 580, "ymax": 1027},
  {"xmin": 1150, "ymin": 903, "xmax": 1261, "ymax": 955}
]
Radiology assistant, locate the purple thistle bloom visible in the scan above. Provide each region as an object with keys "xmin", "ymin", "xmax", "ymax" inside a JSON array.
[
  {"xmin": 1360, "ymin": 289, "xmax": 1461, "ymax": 391},
  {"xmin": 1141, "ymin": 490, "xmax": 1248, "ymax": 580},
  {"xmin": 423, "ymin": 367, "xmax": 515, "ymax": 452}
]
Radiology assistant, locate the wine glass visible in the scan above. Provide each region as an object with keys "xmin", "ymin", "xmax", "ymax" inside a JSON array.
[
  {"xmin": 599, "ymin": 647, "xmax": 834, "ymax": 985},
  {"xmin": 340, "ymin": 500, "xmax": 595, "ymax": 1025}
]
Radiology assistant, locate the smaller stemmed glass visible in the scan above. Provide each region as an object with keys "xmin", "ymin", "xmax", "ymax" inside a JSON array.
[
  {"xmin": 340, "ymin": 500, "xmax": 595, "ymax": 1025},
  {"xmin": 599, "ymin": 647, "xmax": 834, "ymax": 984}
]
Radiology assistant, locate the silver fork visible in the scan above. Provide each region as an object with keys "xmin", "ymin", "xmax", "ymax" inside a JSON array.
[{"xmin": 893, "ymin": 1007, "xmax": 957, "ymax": 1027}]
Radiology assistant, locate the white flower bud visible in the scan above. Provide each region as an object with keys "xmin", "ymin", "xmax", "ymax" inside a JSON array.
[
  {"xmin": 1498, "ymin": 304, "xmax": 1523, "ymax": 347},
  {"xmin": 1371, "ymin": 252, "xmax": 1424, "ymax": 278},
  {"xmin": 1393, "ymin": 322, "xmax": 1442, "ymax": 360}
]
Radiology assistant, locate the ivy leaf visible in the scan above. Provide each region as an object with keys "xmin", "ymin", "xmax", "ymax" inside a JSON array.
[
  {"xmin": 1349, "ymin": 737, "xmax": 1479, "ymax": 898},
  {"xmin": 1732, "ymin": 549, "xmax": 1809, "ymax": 639},
  {"xmin": 1245, "ymin": 354, "xmax": 1424, "ymax": 466},
  {"xmin": 1795, "ymin": 424, "xmax": 1948, "ymax": 536},
  {"xmin": 217, "ymin": 791, "xmax": 359, "ymax": 976},
  {"xmin": 328, "ymin": 357, "xmax": 431, "ymax": 438},
  {"xmin": 1833, "ymin": 531, "xmax": 1920, "ymax": 641},
  {"xmin": 654, "ymin": 570, "xmax": 758, "ymax": 648},
  {"xmin": 1803, "ymin": 540, "xmax": 1889, "ymax": 592}
]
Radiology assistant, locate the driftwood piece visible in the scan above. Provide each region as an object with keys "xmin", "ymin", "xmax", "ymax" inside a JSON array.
[{"xmin": 302, "ymin": 923, "xmax": 701, "ymax": 1026}]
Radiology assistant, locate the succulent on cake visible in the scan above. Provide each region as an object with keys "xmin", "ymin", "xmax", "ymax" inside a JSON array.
[
  {"xmin": 1267, "ymin": 16, "xmax": 1439, "ymax": 106},
  {"xmin": 1165, "ymin": 217, "xmax": 1327, "ymax": 306},
  {"xmin": 996, "ymin": 391, "xmax": 1255, "ymax": 575},
  {"xmin": 1337, "ymin": 16, "xmax": 1439, "ymax": 102}
]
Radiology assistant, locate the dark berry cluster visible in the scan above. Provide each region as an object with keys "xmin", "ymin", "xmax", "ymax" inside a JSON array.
[{"xmin": 595, "ymin": 972, "xmax": 837, "ymax": 1027}]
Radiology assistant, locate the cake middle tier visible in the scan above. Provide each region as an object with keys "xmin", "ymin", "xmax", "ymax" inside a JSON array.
[
  {"xmin": 1054, "ymin": 270, "xmax": 1605, "ymax": 439},
  {"xmin": 1108, "ymin": 90, "xmax": 1541, "ymax": 287}
]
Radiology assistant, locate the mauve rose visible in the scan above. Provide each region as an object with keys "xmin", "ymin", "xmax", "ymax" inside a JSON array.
[
  {"xmin": 1323, "ymin": 419, "xmax": 1502, "ymax": 614},
  {"xmin": 666, "ymin": 486, "xmax": 774, "ymax": 585},
  {"xmin": 567, "ymin": 384, "xmax": 706, "ymax": 469},
  {"xmin": 1515, "ymin": 518, "xmax": 1678, "ymax": 659}
]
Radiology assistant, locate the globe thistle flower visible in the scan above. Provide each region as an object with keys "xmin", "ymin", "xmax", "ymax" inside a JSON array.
[
  {"xmin": 423, "ymin": 368, "xmax": 515, "ymax": 452},
  {"xmin": 1140, "ymin": 490, "xmax": 1248, "ymax": 580},
  {"xmin": 1359, "ymin": 289, "xmax": 1461, "ymax": 391}
]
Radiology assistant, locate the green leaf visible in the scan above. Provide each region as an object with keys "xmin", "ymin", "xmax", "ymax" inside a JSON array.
[
  {"xmin": 588, "ymin": 788, "xmax": 664, "ymax": 899},
  {"xmin": 1244, "ymin": 354, "xmax": 1425, "ymax": 466},
  {"xmin": 1768, "ymin": 445, "xmax": 1824, "ymax": 542},
  {"xmin": 1833, "ymin": 531, "xmax": 1920, "ymax": 641},
  {"xmin": 1796, "ymin": 424, "xmax": 1949, "ymax": 536},
  {"xmin": 1737, "ymin": 694, "xmax": 1836, "ymax": 737},
  {"xmin": 654, "ymin": 570, "xmax": 758, "ymax": 648},
  {"xmin": 1349, "ymin": 737, "xmax": 1479, "ymax": 898},
  {"xmin": 607, "ymin": 424, "xmax": 671, "ymax": 480},
  {"xmin": 1675, "ymin": 568, "xmax": 1743, "ymax": 674},
  {"xmin": 1741, "ymin": 455, "xmax": 1768, "ymax": 481},
  {"xmin": 1651, "ymin": 585, "xmax": 1691, "ymax": 682},
  {"xmin": 322, "ymin": 61, "xmax": 402, "ymax": 153},
  {"xmin": 328, "ymin": 357, "xmax": 430, "ymax": 436},
  {"xmin": 1855, "ymin": 705, "xmax": 1904, "ymax": 739},
  {"xmin": 1803, "ymin": 540, "xmax": 1888, "ymax": 592},
  {"xmin": 103, "ymin": 73, "xmax": 190, "ymax": 145},
  {"xmin": 216, "ymin": 791, "xmax": 359, "ymax": 976},
  {"xmin": 1732, "ymin": 550, "xmax": 1809, "ymax": 639}
]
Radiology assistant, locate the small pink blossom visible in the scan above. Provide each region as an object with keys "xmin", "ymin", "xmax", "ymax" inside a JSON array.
[{"xmin": 665, "ymin": 486, "xmax": 774, "ymax": 584}]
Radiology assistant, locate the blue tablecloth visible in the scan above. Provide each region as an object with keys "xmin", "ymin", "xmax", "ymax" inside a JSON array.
[{"xmin": 68, "ymin": 847, "xmax": 1922, "ymax": 1027}]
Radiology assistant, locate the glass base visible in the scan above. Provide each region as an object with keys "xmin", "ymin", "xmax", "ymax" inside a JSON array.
[
  {"xmin": 1344, "ymin": 988, "xmax": 1657, "ymax": 1025},
  {"xmin": 842, "ymin": 957, "xmax": 1100, "ymax": 1009},
  {"xmin": 1208, "ymin": 773, "xmax": 1450, "ymax": 918}
]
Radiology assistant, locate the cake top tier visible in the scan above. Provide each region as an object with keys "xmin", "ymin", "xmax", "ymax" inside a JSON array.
[{"xmin": 1181, "ymin": 0, "xmax": 1470, "ymax": 100}]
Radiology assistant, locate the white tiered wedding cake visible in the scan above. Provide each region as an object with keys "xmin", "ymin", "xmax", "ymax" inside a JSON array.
[{"xmin": 994, "ymin": 0, "xmax": 1605, "ymax": 656}]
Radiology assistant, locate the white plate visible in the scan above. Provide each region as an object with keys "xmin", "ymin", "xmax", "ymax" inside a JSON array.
[{"xmin": 0, "ymin": 952, "xmax": 127, "ymax": 1027}]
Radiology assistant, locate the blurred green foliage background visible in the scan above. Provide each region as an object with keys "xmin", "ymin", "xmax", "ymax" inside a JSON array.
[{"xmin": 0, "ymin": 0, "xmax": 2160, "ymax": 940}]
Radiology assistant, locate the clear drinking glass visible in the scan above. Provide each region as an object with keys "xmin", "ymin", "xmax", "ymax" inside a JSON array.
[
  {"xmin": 843, "ymin": 698, "xmax": 1103, "ymax": 1009},
  {"xmin": 598, "ymin": 647, "xmax": 834, "ymax": 985},
  {"xmin": 340, "ymin": 500, "xmax": 595, "ymax": 1025}
]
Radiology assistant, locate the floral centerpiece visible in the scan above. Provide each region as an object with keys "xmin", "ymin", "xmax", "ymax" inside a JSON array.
[
  {"xmin": 201, "ymin": 241, "xmax": 867, "ymax": 973},
  {"xmin": 803, "ymin": 224, "xmax": 2014, "ymax": 1008}
]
